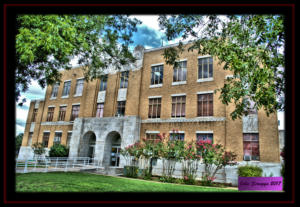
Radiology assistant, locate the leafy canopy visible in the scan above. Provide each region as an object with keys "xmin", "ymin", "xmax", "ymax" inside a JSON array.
[
  {"xmin": 158, "ymin": 15, "xmax": 285, "ymax": 119},
  {"xmin": 16, "ymin": 15, "xmax": 141, "ymax": 105}
]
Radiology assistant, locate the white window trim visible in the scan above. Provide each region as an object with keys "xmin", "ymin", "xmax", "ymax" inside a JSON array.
[
  {"xmin": 73, "ymin": 94, "xmax": 82, "ymax": 97},
  {"xmin": 197, "ymin": 91, "xmax": 214, "ymax": 95},
  {"xmin": 64, "ymin": 80, "xmax": 72, "ymax": 83},
  {"xmin": 172, "ymin": 81, "xmax": 187, "ymax": 86},
  {"xmin": 54, "ymin": 131, "xmax": 63, "ymax": 133},
  {"xmin": 176, "ymin": 58, "xmax": 187, "ymax": 62},
  {"xmin": 43, "ymin": 130, "xmax": 51, "ymax": 133},
  {"xmin": 197, "ymin": 77, "xmax": 214, "ymax": 83},
  {"xmin": 48, "ymin": 105, "xmax": 55, "ymax": 108},
  {"xmin": 76, "ymin": 77, "xmax": 84, "ymax": 80},
  {"xmin": 169, "ymin": 131, "xmax": 185, "ymax": 134},
  {"xmin": 49, "ymin": 97, "xmax": 57, "ymax": 100},
  {"xmin": 149, "ymin": 84, "xmax": 163, "ymax": 88},
  {"xmin": 61, "ymin": 96, "xmax": 69, "ymax": 99},
  {"xmin": 67, "ymin": 131, "xmax": 73, "ymax": 133},
  {"xmin": 151, "ymin": 63, "xmax": 164, "ymax": 67},
  {"xmin": 225, "ymin": 75, "xmax": 234, "ymax": 79},
  {"xmin": 196, "ymin": 131, "xmax": 213, "ymax": 134},
  {"xmin": 198, "ymin": 55, "xmax": 212, "ymax": 59},
  {"xmin": 171, "ymin": 93, "xmax": 186, "ymax": 97},
  {"xmin": 146, "ymin": 131, "xmax": 160, "ymax": 134},
  {"xmin": 60, "ymin": 104, "xmax": 67, "ymax": 107},
  {"xmin": 72, "ymin": 103, "xmax": 81, "ymax": 106},
  {"xmin": 148, "ymin": 96, "xmax": 162, "ymax": 99}
]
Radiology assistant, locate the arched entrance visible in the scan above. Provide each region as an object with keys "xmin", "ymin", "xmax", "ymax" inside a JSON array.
[
  {"xmin": 103, "ymin": 131, "xmax": 121, "ymax": 167},
  {"xmin": 78, "ymin": 131, "xmax": 96, "ymax": 159}
]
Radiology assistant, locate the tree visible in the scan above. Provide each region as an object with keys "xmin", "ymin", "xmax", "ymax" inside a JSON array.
[
  {"xmin": 31, "ymin": 142, "xmax": 46, "ymax": 158},
  {"xmin": 15, "ymin": 133, "xmax": 23, "ymax": 156},
  {"xmin": 16, "ymin": 15, "xmax": 141, "ymax": 105},
  {"xmin": 158, "ymin": 15, "xmax": 285, "ymax": 119}
]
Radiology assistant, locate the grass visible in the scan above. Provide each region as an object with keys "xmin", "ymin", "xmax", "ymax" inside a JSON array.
[{"xmin": 16, "ymin": 172, "xmax": 238, "ymax": 192}]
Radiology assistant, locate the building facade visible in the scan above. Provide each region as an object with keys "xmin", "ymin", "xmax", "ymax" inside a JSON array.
[{"xmin": 18, "ymin": 44, "xmax": 281, "ymax": 175}]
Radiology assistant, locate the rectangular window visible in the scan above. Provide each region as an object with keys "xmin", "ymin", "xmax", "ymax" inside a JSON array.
[
  {"xmin": 51, "ymin": 83, "xmax": 59, "ymax": 98},
  {"xmin": 53, "ymin": 132, "xmax": 62, "ymax": 145},
  {"xmin": 151, "ymin": 65, "xmax": 164, "ymax": 85},
  {"xmin": 67, "ymin": 132, "xmax": 72, "ymax": 147},
  {"xmin": 96, "ymin": 103, "xmax": 104, "ymax": 118},
  {"xmin": 31, "ymin": 109, "xmax": 38, "ymax": 122},
  {"xmin": 62, "ymin": 81, "xmax": 71, "ymax": 96},
  {"xmin": 42, "ymin": 132, "xmax": 50, "ymax": 147},
  {"xmin": 170, "ymin": 133, "xmax": 184, "ymax": 141},
  {"xmin": 100, "ymin": 75, "xmax": 108, "ymax": 91},
  {"xmin": 243, "ymin": 133, "xmax": 260, "ymax": 161},
  {"xmin": 74, "ymin": 79, "xmax": 84, "ymax": 96},
  {"xmin": 173, "ymin": 61, "xmax": 187, "ymax": 82},
  {"xmin": 46, "ymin": 107, "xmax": 55, "ymax": 121},
  {"xmin": 27, "ymin": 132, "xmax": 33, "ymax": 146},
  {"xmin": 171, "ymin": 96, "xmax": 186, "ymax": 118},
  {"xmin": 70, "ymin": 105, "xmax": 80, "ymax": 121},
  {"xmin": 146, "ymin": 133, "xmax": 160, "ymax": 140},
  {"xmin": 198, "ymin": 57, "xmax": 213, "ymax": 79},
  {"xmin": 120, "ymin": 71, "xmax": 129, "ymax": 89},
  {"xmin": 58, "ymin": 106, "xmax": 67, "ymax": 121},
  {"xmin": 197, "ymin": 93, "xmax": 213, "ymax": 116},
  {"xmin": 196, "ymin": 133, "xmax": 213, "ymax": 143},
  {"xmin": 116, "ymin": 101, "xmax": 126, "ymax": 117},
  {"xmin": 148, "ymin": 98, "xmax": 161, "ymax": 118}
]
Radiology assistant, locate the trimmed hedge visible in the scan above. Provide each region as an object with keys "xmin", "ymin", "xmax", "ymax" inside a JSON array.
[
  {"xmin": 49, "ymin": 144, "xmax": 69, "ymax": 157},
  {"xmin": 237, "ymin": 165, "xmax": 263, "ymax": 177}
]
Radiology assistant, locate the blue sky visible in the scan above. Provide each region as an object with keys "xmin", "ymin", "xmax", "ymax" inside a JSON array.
[{"xmin": 15, "ymin": 15, "xmax": 284, "ymax": 135}]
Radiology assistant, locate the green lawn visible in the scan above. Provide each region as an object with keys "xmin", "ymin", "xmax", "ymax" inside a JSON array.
[{"xmin": 16, "ymin": 172, "xmax": 238, "ymax": 192}]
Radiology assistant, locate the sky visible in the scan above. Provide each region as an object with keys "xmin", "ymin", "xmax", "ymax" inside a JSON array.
[{"xmin": 15, "ymin": 15, "xmax": 285, "ymax": 135}]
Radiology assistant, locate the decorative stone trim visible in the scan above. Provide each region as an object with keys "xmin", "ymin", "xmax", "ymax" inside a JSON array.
[
  {"xmin": 198, "ymin": 55, "xmax": 212, "ymax": 59},
  {"xmin": 197, "ymin": 77, "xmax": 214, "ymax": 83},
  {"xmin": 30, "ymin": 123, "xmax": 35, "ymax": 132},
  {"xmin": 196, "ymin": 131, "xmax": 213, "ymax": 134},
  {"xmin": 197, "ymin": 91, "xmax": 214, "ymax": 95},
  {"xmin": 171, "ymin": 93, "xmax": 186, "ymax": 97},
  {"xmin": 172, "ymin": 81, "xmax": 187, "ymax": 86},
  {"xmin": 142, "ymin": 117, "xmax": 226, "ymax": 123},
  {"xmin": 151, "ymin": 63, "xmax": 164, "ymax": 67},
  {"xmin": 146, "ymin": 131, "xmax": 160, "ymax": 134},
  {"xmin": 148, "ymin": 96, "xmax": 162, "ymax": 99},
  {"xmin": 149, "ymin": 84, "xmax": 163, "ymax": 88},
  {"xmin": 117, "ymin": 88, "xmax": 127, "ymax": 101},
  {"xmin": 41, "ymin": 121, "xmax": 74, "ymax": 126}
]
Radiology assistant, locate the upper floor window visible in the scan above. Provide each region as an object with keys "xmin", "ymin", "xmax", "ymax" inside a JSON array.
[
  {"xmin": 198, "ymin": 57, "xmax": 213, "ymax": 80},
  {"xmin": 74, "ymin": 79, "xmax": 84, "ymax": 96},
  {"xmin": 70, "ymin": 105, "xmax": 80, "ymax": 121},
  {"xmin": 58, "ymin": 106, "xmax": 67, "ymax": 121},
  {"xmin": 171, "ymin": 96, "xmax": 186, "ymax": 118},
  {"xmin": 42, "ymin": 132, "xmax": 50, "ymax": 147},
  {"xmin": 148, "ymin": 98, "xmax": 161, "ymax": 119},
  {"xmin": 31, "ymin": 109, "xmax": 38, "ymax": 122},
  {"xmin": 120, "ymin": 71, "xmax": 129, "ymax": 89},
  {"xmin": 62, "ymin": 81, "xmax": 71, "ymax": 97},
  {"xmin": 197, "ymin": 93, "xmax": 213, "ymax": 116},
  {"xmin": 170, "ymin": 132, "xmax": 185, "ymax": 141},
  {"xmin": 53, "ymin": 132, "xmax": 62, "ymax": 145},
  {"xmin": 116, "ymin": 101, "xmax": 126, "ymax": 117},
  {"xmin": 51, "ymin": 83, "xmax": 59, "ymax": 98},
  {"xmin": 100, "ymin": 75, "xmax": 108, "ymax": 91},
  {"xmin": 243, "ymin": 133, "xmax": 260, "ymax": 161},
  {"xmin": 96, "ymin": 103, "xmax": 104, "ymax": 118},
  {"xmin": 46, "ymin": 107, "xmax": 55, "ymax": 122},
  {"xmin": 173, "ymin": 61, "xmax": 187, "ymax": 83},
  {"xmin": 151, "ymin": 65, "xmax": 163, "ymax": 85}
]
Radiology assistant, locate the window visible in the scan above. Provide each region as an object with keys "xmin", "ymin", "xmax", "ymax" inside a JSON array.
[
  {"xmin": 100, "ymin": 75, "xmax": 108, "ymax": 91},
  {"xmin": 196, "ymin": 133, "xmax": 213, "ymax": 143},
  {"xmin": 31, "ymin": 109, "xmax": 38, "ymax": 122},
  {"xmin": 96, "ymin": 103, "xmax": 104, "ymax": 118},
  {"xmin": 243, "ymin": 133, "xmax": 260, "ymax": 161},
  {"xmin": 70, "ymin": 105, "xmax": 80, "ymax": 121},
  {"xmin": 58, "ymin": 106, "xmax": 67, "ymax": 121},
  {"xmin": 151, "ymin": 65, "xmax": 163, "ymax": 85},
  {"xmin": 27, "ymin": 132, "xmax": 33, "ymax": 146},
  {"xmin": 46, "ymin": 107, "xmax": 55, "ymax": 121},
  {"xmin": 173, "ymin": 61, "xmax": 187, "ymax": 82},
  {"xmin": 197, "ymin": 93, "xmax": 213, "ymax": 116},
  {"xmin": 42, "ymin": 132, "xmax": 50, "ymax": 147},
  {"xmin": 171, "ymin": 96, "xmax": 186, "ymax": 118},
  {"xmin": 170, "ymin": 132, "xmax": 184, "ymax": 141},
  {"xmin": 148, "ymin": 98, "xmax": 161, "ymax": 118},
  {"xmin": 146, "ymin": 133, "xmax": 160, "ymax": 140},
  {"xmin": 62, "ymin": 81, "xmax": 71, "ymax": 96},
  {"xmin": 53, "ymin": 132, "xmax": 62, "ymax": 145},
  {"xmin": 67, "ymin": 132, "xmax": 72, "ymax": 147},
  {"xmin": 116, "ymin": 101, "xmax": 126, "ymax": 117},
  {"xmin": 74, "ymin": 79, "xmax": 84, "ymax": 96},
  {"xmin": 198, "ymin": 57, "xmax": 213, "ymax": 80},
  {"xmin": 51, "ymin": 83, "xmax": 59, "ymax": 98},
  {"xmin": 120, "ymin": 71, "xmax": 129, "ymax": 89}
]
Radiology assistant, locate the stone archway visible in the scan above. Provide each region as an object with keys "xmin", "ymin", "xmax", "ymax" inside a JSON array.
[
  {"xmin": 78, "ymin": 131, "xmax": 96, "ymax": 158},
  {"xmin": 103, "ymin": 131, "xmax": 121, "ymax": 167}
]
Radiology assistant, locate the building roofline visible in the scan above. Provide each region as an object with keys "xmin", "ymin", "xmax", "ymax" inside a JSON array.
[{"xmin": 144, "ymin": 40, "xmax": 193, "ymax": 53}]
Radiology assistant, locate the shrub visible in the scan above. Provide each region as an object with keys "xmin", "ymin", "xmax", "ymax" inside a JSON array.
[
  {"xmin": 31, "ymin": 142, "xmax": 46, "ymax": 158},
  {"xmin": 237, "ymin": 165, "xmax": 263, "ymax": 177},
  {"xmin": 49, "ymin": 144, "xmax": 69, "ymax": 157}
]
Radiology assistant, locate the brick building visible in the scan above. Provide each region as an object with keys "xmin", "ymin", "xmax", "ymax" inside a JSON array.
[{"xmin": 18, "ymin": 43, "xmax": 280, "ymax": 174}]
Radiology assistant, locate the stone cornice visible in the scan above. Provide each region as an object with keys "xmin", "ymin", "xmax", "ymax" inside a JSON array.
[{"xmin": 141, "ymin": 117, "xmax": 226, "ymax": 123}]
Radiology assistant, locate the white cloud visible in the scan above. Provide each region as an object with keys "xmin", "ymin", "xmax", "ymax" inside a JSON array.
[{"xmin": 130, "ymin": 15, "xmax": 160, "ymax": 31}]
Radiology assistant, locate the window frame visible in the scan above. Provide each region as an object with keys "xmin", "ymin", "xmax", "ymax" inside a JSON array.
[
  {"xmin": 62, "ymin": 80, "xmax": 71, "ymax": 97},
  {"xmin": 58, "ymin": 106, "xmax": 67, "ymax": 121},
  {"xmin": 50, "ymin": 83, "xmax": 59, "ymax": 98},
  {"xmin": 197, "ymin": 93, "xmax": 213, "ymax": 117},
  {"xmin": 150, "ymin": 64, "xmax": 164, "ymax": 86},
  {"xmin": 96, "ymin": 103, "xmax": 104, "ymax": 118},
  {"xmin": 46, "ymin": 107, "xmax": 55, "ymax": 122},
  {"xmin": 31, "ymin": 109, "xmax": 38, "ymax": 122},
  {"xmin": 74, "ymin": 78, "xmax": 84, "ymax": 96},
  {"xmin": 99, "ymin": 75, "xmax": 108, "ymax": 91},
  {"xmin": 27, "ymin": 132, "xmax": 33, "ymax": 146},
  {"xmin": 120, "ymin": 71, "xmax": 129, "ymax": 89},
  {"xmin": 116, "ymin": 101, "xmax": 126, "ymax": 117},
  {"xmin": 197, "ymin": 56, "xmax": 213, "ymax": 82},
  {"xmin": 171, "ymin": 95, "xmax": 186, "ymax": 118},
  {"xmin": 42, "ymin": 132, "xmax": 50, "ymax": 147},
  {"xmin": 148, "ymin": 97, "xmax": 162, "ymax": 119},
  {"xmin": 196, "ymin": 132, "xmax": 214, "ymax": 143},
  {"xmin": 70, "ymin": 105, "xmax": 80, "ymax": 121},
  {"xmin": 53, "ymin": 132, "xmax": 62, "ymax": 145},
  {"xmin": 169, "ymin": 132, "xmax": 185, "ymax": 141},
  {"xmin": 173, "ymin": 60, "xmax": 187, "ymax": 84},
  {"xmin": 243, "ymin": 133, "xmax": 260, "ymax": 161}
]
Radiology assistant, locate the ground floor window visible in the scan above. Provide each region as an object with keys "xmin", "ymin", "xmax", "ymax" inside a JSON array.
[
  {"xmin": 146, "ymin": 133, "xmax": 160, "ymax": 140},
  {"xmin": 111, "ymin": 145, "xmax": 121, "ymax": 166},
  {"xmin": 170, "ymin": 132, "xmax": 184, "ymax": 141},
  {"xmin": 66, "ymin": 132, "xmax": 72, "ymax": 147},
  {"xmin": 42, "ymin": 132, "xmax": 50, "ymax": 147},
  {"xmin": 196, "ymin": 133, "xmax": 213, "ymax": 143},
  {"xmin": 53, "ymin": 132, "xmax": 62, "ymax": 145},
  {"xmin": 243, "ymin": 133, "xmax": 260, "ymax": 161}
]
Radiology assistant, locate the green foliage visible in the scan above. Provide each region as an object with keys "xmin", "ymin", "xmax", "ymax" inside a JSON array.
[
  {"xmin": 48, "ymin": 144, "xmax": 69, "ymax": 157},
  {"xmin": 237, "ymin": 165, "xmax": 263, "ymax": 177},
  {"xmin": 123, "ymin": 166, "xmax": 138, "ymax": 178},
  {"xmin": 16, "ymin": 133, "xmax": 23, "ymax": 155},
  {"xmin": 158, "ymin": 15, "xmax": 285, "ymax": 119},
  {"xmin": 31, "ymin": 142, "xmax": 46, "ymax": 157},
  {"xmin": 16, "ymin": 15, "xmax": 141, "ymax": 105}
]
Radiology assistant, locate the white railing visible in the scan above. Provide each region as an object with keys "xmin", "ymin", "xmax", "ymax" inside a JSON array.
[{"xmin": 15, "ymin": 157, "xmax": 102, "ymax": 173}]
